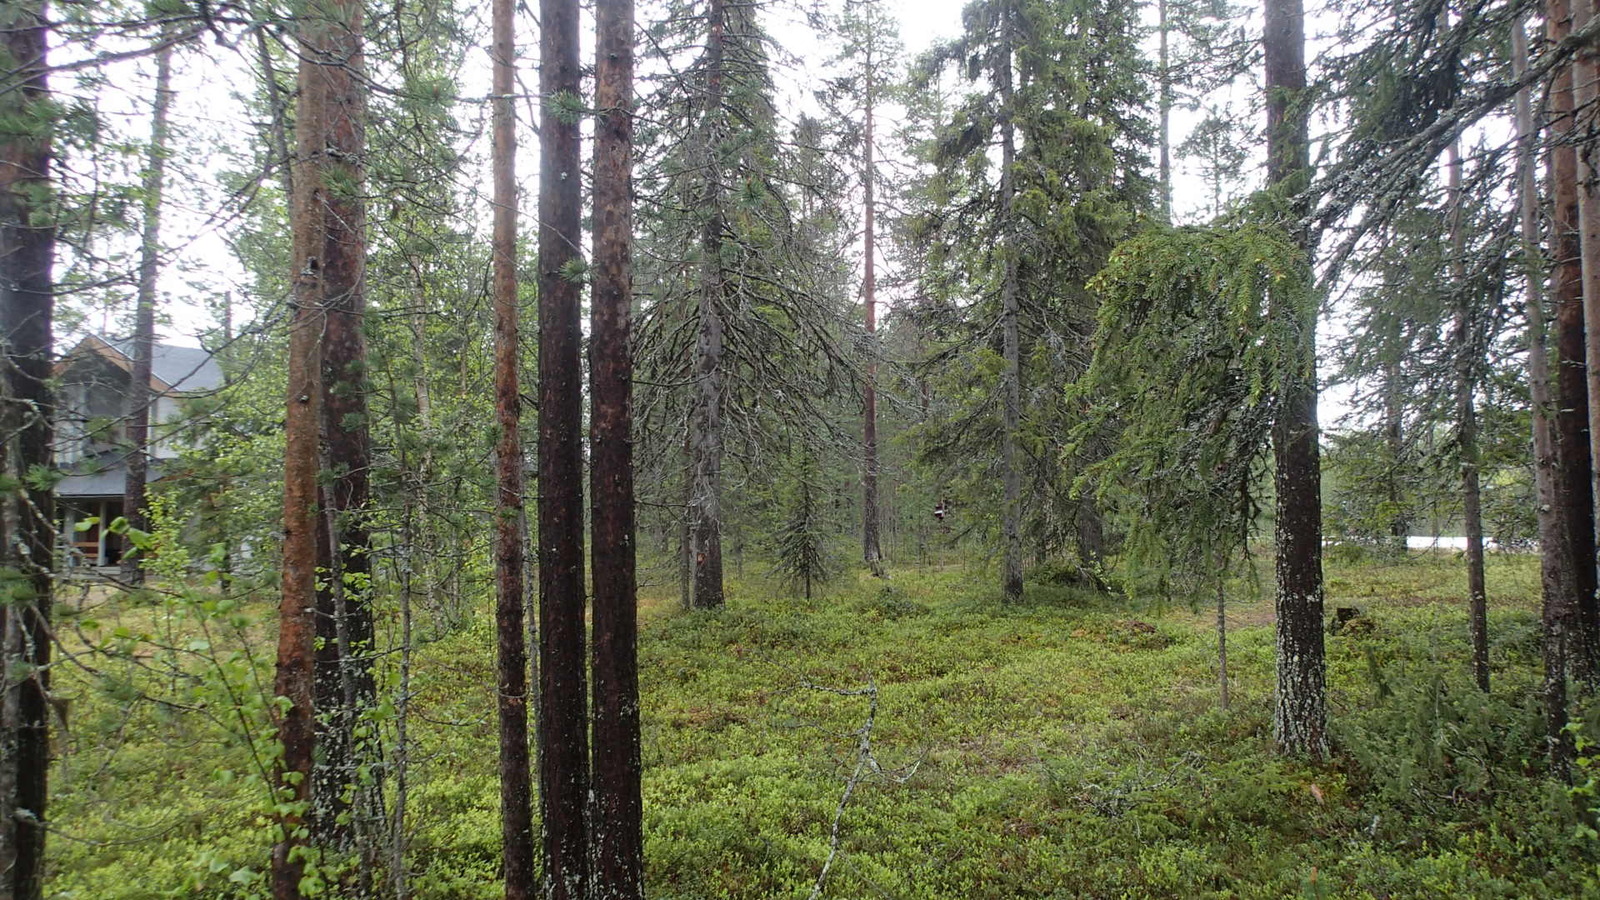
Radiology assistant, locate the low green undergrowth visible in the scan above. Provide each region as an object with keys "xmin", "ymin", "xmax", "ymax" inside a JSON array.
[{"xmin": 43, "ymin": 552, "xmax": 1600, "ymax": 898}]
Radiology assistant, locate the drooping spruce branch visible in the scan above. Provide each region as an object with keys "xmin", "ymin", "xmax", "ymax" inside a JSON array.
[{"xmin": 1074, "ymin": 220, "xmax": 1309, "ymax": 583}]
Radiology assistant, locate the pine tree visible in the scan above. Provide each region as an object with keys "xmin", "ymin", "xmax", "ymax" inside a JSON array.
[
  {"xmin": 122, "ymin": 39, "xmax": 174, "ymax": 586},
  {"xmin": 829, "ymin": 0, "xmax": 901, "ymax": 576},
  {"xmin": 0, "ymin": 3, "xmax": 54, "ymax": 896},
  {"xmin": 1547, "ymin": 0, "xmax": 1599, "ymax": 689},
  {"xmin": 537, "ymin": 0, "xmax": 591, "ymax": 891},
  {"xmin": 490, "ymin": 0, "xmax": 534, "ymax": 891},
  {"xmin": 589, "ymin": 0, "xmax": 644, "ymax": 887},
  {"xmin": 308, "ymin": 0, "xmax": 377, "ymax": 847}
]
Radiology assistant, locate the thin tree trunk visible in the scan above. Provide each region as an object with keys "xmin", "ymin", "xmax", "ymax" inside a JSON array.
[
  {"xmin": 255, "ymin": 28, "xmax": 294, "ymax": 199},
  {"xmin": 1264, "ymin": 0, "xmax": 1327, "ymax": 758},
  {"xmin": 590, "ymin": 0, "xmax": 644, "ymax": 888},
  {"xmin": 1381, "ymin": 355, "xmax": 1408, "ymax": 548},
  {"xmin": 862, "ymin": 25, "xmax": 884, "ymax": 576},
  {"xmin": 123, "ymin": 40, "xmax": 175, "ymax": 586},
  {"xmin": 0, "ymin": 4, "xmax": 53, "ymax": 896},
  {"xmin": 1446, "ymin": 143, "xmax": 1490, "ymax": 693},
  {"xmin": 491, "ymin": 0, "xmax": 535, "ymax": 893},
  {"xmin": 689, "ymin": 0, "xmax": 729, "ymax": 610},
  {"xmin": 1217, "ymin": 559, "xmax": 1230, "ymax": 710},
  {"xmin": 997, "ymin": 0, "xmax": 1024, "ymax": 604},
  {"xmin": 392, "ymin": 507, "xmax": 414, "ymax": 900},
  {"xmin": 680, "ymin": 442, "xmax": 693, "ymax": 609},
  {"xmin": 1517, "ymin": 16, "xmax": 1576, "ymax": 776},
  {"xmin": 538, "ymin": 0, "xmax": 591, "ymax": 889},
  {"xmin": 1550, "ymin": 0, "xmax": 1600, "ymax": 689}
]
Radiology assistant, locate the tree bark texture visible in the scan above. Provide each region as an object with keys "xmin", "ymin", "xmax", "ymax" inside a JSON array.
[
  {"xmin": 1577, "ymin": 0, "xmax": 1600, "ymax": 697},
  {"xmin": 997, "ymin": 0, "xmax": 1025, "ymax": 604},
  {"xmin": 1264, "ymin": 0, "xmax": 1327, "ymax": 757},
  {"xmin": 0, "ymin": 5, "xmax": 53, "ymax": 896},
  {"xmin": 491, "ymin": 0, "xmax": 535, "ymax": 893},
  {"xmin": 1446, "ymin": 143, "xmax": 1490, "ymax": 693},
  {"xmin": 861, "ymin": 31, "xmax": 884, "ymax": 575},
  {"xmin": 1381, "ymin": 356, "xmax": 1408, "ymax": 545},
  {"xmin": 1517, "ymin": 16, "xmax": 1577, "ymax": 775},
  {"xmin": 679, "ymin": 445, "xmax": 692, "ymax": 609},
  {"xmin": 1549, "ymin": 0, "xmax": 1600, "ymax": 689},
  {"xmin": 538, "ymin": 0, "xmax": 592, "ymax": 890},
  {"xmin": 688, "ymin": 0, "xmax": 729, "ymax": 610},
  {"xmin": 123, "ymin": 40, "xmax": 174, "ymax": 586},
  {"xmin": 306, "ymin": 0, "xmax": 376, "ymax": 846},
  {"xmin": 590, "ymin": 0, "xmax": 644, "ymax": 890},
  {"xmin": 273, "ymin": 0, "xmax": 341, "ymax": 886}
]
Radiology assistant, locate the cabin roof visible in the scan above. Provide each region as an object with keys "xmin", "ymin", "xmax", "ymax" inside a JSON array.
[{"xmin": 57, "ymin": 335, "xmax": 225, "ymax": 394}]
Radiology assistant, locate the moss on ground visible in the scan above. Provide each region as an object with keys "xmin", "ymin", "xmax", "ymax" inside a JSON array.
[{"xmin": 43, "ymin": 552, "xmax": 1600, "ymax": 899}]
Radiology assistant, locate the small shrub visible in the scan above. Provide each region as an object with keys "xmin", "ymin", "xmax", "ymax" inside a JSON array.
[{"xmin": 852, "ymin": 584, "xmax": 931, "ymax": 622}]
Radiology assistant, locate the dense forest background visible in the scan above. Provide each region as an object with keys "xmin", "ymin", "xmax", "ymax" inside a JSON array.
[{"xmin": 4, "ymin": 0, "xmax": 1600, "ymax": 896}]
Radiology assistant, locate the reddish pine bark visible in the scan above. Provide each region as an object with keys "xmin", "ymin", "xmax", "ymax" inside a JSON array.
[
  {"xmin": 274, "ymin": 0, "xmax": 365, "ymax": 891},
  {"xmin": 490, "ymin": 0, "xmax": 535, "ymax": 893},
  {"xmin": 538, "ymin": 0, "xmax": 591, "ymax": 891},
  {"xmin": 306, "ymin": 0, "xmax": 375, "ymax": 844},
  {"xmin": 590, "ymin": 0, "xmax": 644, "ymax": 891},
  {"xmin": 1549, "ymin": 0, "xmax": 1600, "ymax": 690}
]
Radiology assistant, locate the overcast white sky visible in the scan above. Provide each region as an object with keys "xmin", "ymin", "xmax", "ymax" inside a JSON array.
[
  {"xmin": 94, "ymin": 0, "xmax": 1290, "ymax": 398},
  {"xmin": 69, "ymin": 0, "xmax": 972, "ymax": 348}
]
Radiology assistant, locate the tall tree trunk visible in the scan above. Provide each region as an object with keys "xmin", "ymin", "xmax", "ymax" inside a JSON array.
[
  {"xmin": 1550, "ymin": 0, "xmax": 1600, "ymax": 689},
  {"xmin": 538, "ymin": 0, "xmax": 591, "ymax": 890},
  {"xmin": 491, "ymin": 0, "xmax": 535, "ymax": 894},
  {"xmin": 0, "ymin": 5, "xmax": 53, "ymax": 896},
  {"xmin": 590, "ymin": 0, "xmax": 644, "ymax": 889},
  {"xmin": 307, "ymin": 0, "xmax": 375, "ymax": 849},
  {"xmin": 1447, "ymin": 143, "xmax": 1490, "ymax": 693},
  {"xmin": 1264, "ymin": 0, "xmax": 1327, "ymax": 757},
  {"xmin": 1518, "ymin": 17, "xmax": 1577, "ymax": 775},
  {"xmin": 123, "ymin": 40, "xmax": 175, "ymax": 586},
  {"xmin": 1578, "ymin": 0, "xmax": 1600, "ymax": 696},
  {"xmin": 273, "ymin": 1, "xmax": 343, "ymax": 889},
  {"xmin": 689, "ymin": 0, "xmax": 729, "ymax": 610},
  {"xmin": 862, "ymin": 25, "xmax": 884, "ymax": 576},
  {"xmin": 997, "ymin": 0, "xmax": 1025, "ymax": 604}
]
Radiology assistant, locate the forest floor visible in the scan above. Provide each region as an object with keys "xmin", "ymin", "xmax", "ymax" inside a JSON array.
[{"xmin": 44, "ymin": 551, "xmax": 1600, "ymax": 899}]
